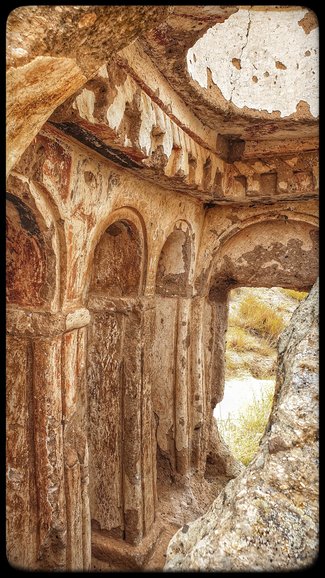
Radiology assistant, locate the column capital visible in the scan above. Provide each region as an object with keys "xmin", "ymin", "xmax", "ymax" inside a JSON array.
[{"xmin": 6, "ymin": 307, "xmax": 91, "ymax": 337}]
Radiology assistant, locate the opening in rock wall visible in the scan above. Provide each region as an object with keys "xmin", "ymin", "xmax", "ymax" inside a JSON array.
[{"xmin": 215, "ymin": 286, "xmax": 308, "ymax": 466}]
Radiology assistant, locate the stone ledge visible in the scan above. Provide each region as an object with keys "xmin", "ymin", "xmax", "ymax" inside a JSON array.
[
  {"xmin": 91, "ymin": 521, "xmax": 164, "ymax": 570},
  {"xmin": 6, "ymin": 307, "xmax": 91, "ymax": 336},
  {"xmin": 48, "ymin": 52, "xmax": 319, "ymax": 204}
]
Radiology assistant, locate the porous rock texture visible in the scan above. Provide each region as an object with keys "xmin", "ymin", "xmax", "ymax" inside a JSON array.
[
  {"xmin": 6, "ymin": 5, "xmax": 171, "ymax": 175},
  {"xmin": 6, "ymin": 5, "xmax": 319, "ymax": 572},
  {"xmin": 165, "ymin": 279, "xmax": 319, "ymax": 572}
]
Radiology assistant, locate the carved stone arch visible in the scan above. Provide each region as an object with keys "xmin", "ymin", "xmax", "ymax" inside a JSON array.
[
  {"xmin": 6, "ymin": 175, "xmax": 69, "ymax": 571},
  {"xmin": 6, "ymin": 175, "xmax": 58, "ymax": 311},
  {"xmin": 155, "ymin": 219, "xmax": 194, "ymax": 298},
  {"xmin": 210, "ymin": 217, "xmax": 319, "ymax": 295},
  {"xmin": 200, "ymin": 212, "xmax": 319, "ymax": 481},
  {"xmin": 85, "ymin": 206, "xmax": 147, "ymax": 300},
  {"xmin": 150, "ymin": 219, "xmax": 195, "ymax": 482},
  {"xmin": 199, "ymin": 210, "xmax": 319, "ymax": 298},
  {"xmin": 86, "ymin": 204, "xmax": 155, "ymax": 550}
]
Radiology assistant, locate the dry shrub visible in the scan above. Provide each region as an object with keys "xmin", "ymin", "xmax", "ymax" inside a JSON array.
[
  {"xmin": 218, "ymin": 383, "xmax": 274, "ymax": 466},
  {"xmin": 227, "ymin": 327, "xmax": 252, "ymax": 351},
  {"xmin": 225, "ymin": 354, "xmax": 238, "ymax": 377},
  {"xmin": 236, "ymin": 295, "xmax": 285, "ymax": 345}
]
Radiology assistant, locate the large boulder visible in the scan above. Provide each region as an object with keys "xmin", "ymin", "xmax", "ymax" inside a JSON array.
[{"xmin": 165, "ymin": 280, "xmax": 319, "ymax": 572}]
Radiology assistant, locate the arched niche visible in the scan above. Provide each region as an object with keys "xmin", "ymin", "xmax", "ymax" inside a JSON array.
[
  {"xmin": 89, "ymin": 212, "xmax": 145, "ymax": 298},
  {"xmin": 6, "ymin": 182, "xmax": 59, "ymax": 569},
  {"xmin": 151, "ymin": 220, "xmax": 194, "ymax": 482},
  {"xmin": 6, "ymin": 190, "xmax": 56, "ymax": 309},
  {"xmin": 156, "ymin": 221, "xmax": 192, "ymax": 297},
  {"xmin": 87, "ymin": 209, "xmax": 152, "ymax": 547}
]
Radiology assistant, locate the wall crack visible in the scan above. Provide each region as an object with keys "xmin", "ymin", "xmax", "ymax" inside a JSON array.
[{"xmin": 229, "ymin": 10, "xmax": 251, "ymax": 105}]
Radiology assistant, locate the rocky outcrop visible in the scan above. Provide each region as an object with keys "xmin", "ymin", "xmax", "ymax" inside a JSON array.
[{"xmin": 165, "ymin": 279, "xmax": 319, "ymax": 572}]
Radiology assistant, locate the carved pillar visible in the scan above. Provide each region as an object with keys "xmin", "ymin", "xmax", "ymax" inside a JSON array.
[
  {"xmin": 201, "ymin": 292, "xmax": 242, "ymax": 478},
  {"xmin": 6, "ymin": 333, "xmax": 38, "ymax": 569},
  {"xmin": 150, "ymin": 295, "xmax": 193, "ymax": 478},
  {"xmin": 190, "ymin": 297, "xmax": 207, "ymax": 473},
  {"xmin": 6, "ymin": 307, "xmax": 92, "ymax": 571},
  {"xmin": 87, "ymin": 295, "xmax": 156, "ymax": 551},
  {"xmin": 61, "ymin": 309, "xmax": 92, "ymax": 570},
  {"xmin": 33, "ymin": 337, "xmax": 67, "ymax": 569},
  {"xmin": 175, "ymin": 298, "xmax": 191, "ymax": 475},
  {"xmin": 142, "ymin": 298, "xmax": 157, "ymax": 531}
]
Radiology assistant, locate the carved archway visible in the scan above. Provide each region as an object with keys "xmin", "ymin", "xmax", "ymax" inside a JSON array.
[
  {"xmin": 202, "ymin": 216, "xmax": 318, "ymax": 478},
  {"xmin": 6, "ymin": 189, "xmax": 56, "ymax": 310},
  {"xmin": 155, "ymin": 220, "xmax": 193, "ymax": 298},
  {"xmin": 6, "ymin": 181, "xmax": 62, "ymax": 569}
]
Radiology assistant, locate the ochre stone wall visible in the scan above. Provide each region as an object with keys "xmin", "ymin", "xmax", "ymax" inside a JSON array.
[
  {"xmin": 6, "ymin": 125, "xmax": 318, "ymax": 569},
  {"xmin": 6, "ymin": 5, "xmax": 318, "ymax": 572},
  {"xmin": 166, "ymin": 280, "xmax": 319, "ymax": 571}
]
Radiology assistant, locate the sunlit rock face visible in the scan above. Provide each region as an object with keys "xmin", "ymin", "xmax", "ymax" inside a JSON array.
[
  {"xmin": 165, "ymin": 279, "xmax": 319, "ymax": 572},
  {"xmin": 187, "ymin": 8, "xmax": 318, "ymax": 117}
]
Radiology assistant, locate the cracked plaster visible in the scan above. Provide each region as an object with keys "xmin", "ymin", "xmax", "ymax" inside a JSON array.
[{"xmin": 187, "ymin": 8, "xmax": 318, "ymax": 118}]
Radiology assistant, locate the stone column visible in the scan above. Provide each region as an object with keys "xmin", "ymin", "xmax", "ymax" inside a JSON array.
[
  {"xmin": 190, "ymin": 297, "xmax": 207, "ymax": 473},
  {"xmin": 61, "ymin": 309, "xmax": 92, "ymax": 570},
  {"xmin": 140, "ymin": 297, "xmax": 157, "ymax": 534},
  {"xmin": 87, "ymin": 295, "xmax": 156, "ymax": 549},
  {"xmin": 202, "ymin": 292, "xmax": 244, "ymax": 479},
  {"xmin": 6, "ymin": 307, "xmax": 92, "ymax": 571},
  {"xmin": 6, "ymin": 332, "xmax": 38, "ymax": 570},
  {"xmin": 150, "ymin": 294, "xmax": 193, "ymax": 479},
  {"xmin": 175, "ymin": 298, "xmax": 191, "ymax": 475}
]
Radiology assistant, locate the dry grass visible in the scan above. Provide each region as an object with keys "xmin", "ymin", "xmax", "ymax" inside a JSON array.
[
  {"xmin": 281, "ymin": 288, "xmax": 308, "ymax": 301},
  {"xmin": 225, "ymin": 355, "xmax": 238, "ymax": 376},
  {"xmin": 236, "ymin": 295, "xmax": 285, "ymax": 346},
  {"xmin": 227, "ymin": 326, "xmax": 273, "ymax": 356},
  {"xmin": 218, "ymin": 384, "xmax": 274, "ymax": 466},
  {"xmin": 227, "ymin": 326, "xmax": 257, "ymax": 352},
  {"xmin": 225, "ymin": 352, "xmax": 275, "ymax": 381},
  {"xmin": 247, "ymin": 359, "xmax": 276, "ymax": 380}
]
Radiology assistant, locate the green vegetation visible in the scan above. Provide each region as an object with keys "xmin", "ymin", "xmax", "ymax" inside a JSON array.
[
  {"xmin": 218, "ymin": 384, "xmax": 274, "ymax": 466},
  {"xmin": 281, "ymin": 288, "xmax": 308, "ymax": 301}
]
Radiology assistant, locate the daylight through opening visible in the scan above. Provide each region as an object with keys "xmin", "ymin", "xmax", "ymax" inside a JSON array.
[{"xmin": 215, "ymin": 286, "xmax": 308, "ymax": 466}]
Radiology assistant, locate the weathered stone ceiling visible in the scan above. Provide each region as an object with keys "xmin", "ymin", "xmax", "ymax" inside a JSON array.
[
  {"xmin": 187, "ymin": 8, "xmax": 318, "ymax": 118},
  {"xmin": 7, "ymin": 5, "xmax": 319, "ymax": 206},
  {"xmin": 141, "ymin": 6, "xmax": 319, "ymax": 143},
  {"xmin": 6, "ymin": 5, "xmax": 171, "ymax": 175}
]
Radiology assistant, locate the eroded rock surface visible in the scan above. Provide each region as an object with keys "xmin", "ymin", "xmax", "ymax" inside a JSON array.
[
  {"xmin": 6, "ymin": 5, "xmax": 319, "ymax": 572},
  {"xmin": 165, "ymin": 279, "xmax": 319, "ymax": 572}
]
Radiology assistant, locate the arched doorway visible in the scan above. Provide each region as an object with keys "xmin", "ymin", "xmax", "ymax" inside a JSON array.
[{"xmin": 202, "ymin": 216, "xmax": 318, "ymax": 478}]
